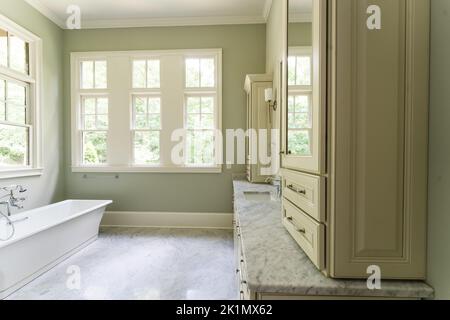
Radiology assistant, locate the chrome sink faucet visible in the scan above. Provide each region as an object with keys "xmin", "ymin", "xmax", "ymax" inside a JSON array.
[{"xmin": 0, "ymin": 185, "xmax": 27, "ymax": 217}]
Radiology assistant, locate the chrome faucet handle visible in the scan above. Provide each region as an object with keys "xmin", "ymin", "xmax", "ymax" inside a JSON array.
[
  {"xmin": 9, "ymin": 194, "xmax": 26, "ymax": 210},
  {"xmin": 1, "ymin": 185, "xmax": 27, "ymax": 193}
]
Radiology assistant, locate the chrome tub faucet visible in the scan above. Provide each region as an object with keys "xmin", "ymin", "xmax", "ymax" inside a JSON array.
[{"xmin": 0, "ymin": 185, "xmax": 27, "ymax": 217}]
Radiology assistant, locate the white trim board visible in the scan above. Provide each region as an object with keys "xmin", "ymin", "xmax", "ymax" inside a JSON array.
[
  {"xmin": 24, "ymin": 0, "xmax": 269, "ymax": 29},
  {"xmin": 263, "ymin": 0, "xmax": 273, "ymax": 21},
  {"xmin": 289, "ymin": 13, "xmax": 313, "ymax": 23},
  {"xmin": 25, "ymin": 0, "xmax": 66, "ymax": 29},
  {"xmin": 81, "ymin": 16, "xmax": 266, "ymax": 29},
  {"xmin": 101, "ymin": 211, "xmax": 233, "ymax": 230}
]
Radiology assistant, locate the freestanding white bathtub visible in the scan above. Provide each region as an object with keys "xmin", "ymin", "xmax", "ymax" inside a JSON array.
[{"xmin": 0, "ymin": 199, "xmax": 112, "ymax": 299}]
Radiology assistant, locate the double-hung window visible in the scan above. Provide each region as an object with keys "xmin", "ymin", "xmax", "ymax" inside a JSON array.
[
  {"xmin": 77, "ymin": 60, "xmax": 109, "ymax": 166},
  {"xmin": 184, "ymin": 57, "xmax": 217, "ymax": 166},
  {"xmin": 132, "ymin": 95, "xmax": 161, "ymax": 165},
  {"xmin": 287, "ymin": 47, "xmax": 313, "ymax": 156},
  {"xmin": 131, "ymin": 59, "xmax": 161, "ymax": 165},
  {"xmin": 0, "ymin": 14, "xmax": 42, "ymax": 179},
  {"xmin": 71, "ymin": 49, "xmax": 222, "ymax": 173}
]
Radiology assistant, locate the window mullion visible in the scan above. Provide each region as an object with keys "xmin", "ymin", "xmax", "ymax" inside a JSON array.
[{"xmin": 92, "ymin": 60, "xmax": 96, "ymax": 89}]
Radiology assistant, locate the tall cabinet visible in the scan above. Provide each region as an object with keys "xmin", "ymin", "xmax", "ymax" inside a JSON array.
[{"xmin": 281, "ymin": 0, "xmax": 430, "ymax": 279}]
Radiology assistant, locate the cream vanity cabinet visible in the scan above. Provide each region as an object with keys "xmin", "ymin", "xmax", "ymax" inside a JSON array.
[
  {"xmin": 281, "ymin": 0, "xmax": 430, "ymax": 279},
  {"xmin": 244, "ymin": 74, "xmax": 273, "ymax": 183}
]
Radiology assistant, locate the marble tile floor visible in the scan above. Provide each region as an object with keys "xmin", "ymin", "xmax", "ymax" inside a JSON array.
[{"xmin": 7, "ymin": 227, "xmax": 238, "ymax": 300}]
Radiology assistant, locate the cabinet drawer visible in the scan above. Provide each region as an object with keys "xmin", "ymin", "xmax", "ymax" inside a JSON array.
[
  {"xmin": 282, "ymin": 169, "xmax": 325, "ymax": 222},
  {"xmin": 282, "ymin": 199, "xmax": 325, "ymax": 270}
]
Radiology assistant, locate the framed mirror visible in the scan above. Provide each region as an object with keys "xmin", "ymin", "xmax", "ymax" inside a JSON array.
[{"xmin": 283, "ymin": 0, "xmax": 326, "ymax": 175}]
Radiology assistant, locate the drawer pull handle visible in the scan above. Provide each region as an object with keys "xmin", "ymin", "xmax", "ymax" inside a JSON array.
[
  {"xmin": 287, "ymin": 216, "xmax": 293, "ymax": 221},
  {"xmin": 297, "ymin": 228, "xmax": 306, "ymax": 234},
  {"xmin": 241, "ymin": 280, "xmax": 247, "ymax": 285},
  {"xmin": 287, "ymin": 184, "xmax": 307, "ymax": 195}
]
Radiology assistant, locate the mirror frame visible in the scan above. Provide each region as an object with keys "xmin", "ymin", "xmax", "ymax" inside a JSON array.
[{"xmin": 282, "ymin": 0, "xmax": 328, "ymax": 175}]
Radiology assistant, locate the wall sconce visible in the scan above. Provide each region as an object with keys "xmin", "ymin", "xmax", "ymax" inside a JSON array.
[{"xmin": 265, "ymin": 88, "xmax": 277, "ymax": 111}]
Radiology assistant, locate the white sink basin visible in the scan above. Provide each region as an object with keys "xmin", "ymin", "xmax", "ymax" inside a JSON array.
[{"xmin": 243, "ymin": 191, "xmax": 272, "ymax": 201}]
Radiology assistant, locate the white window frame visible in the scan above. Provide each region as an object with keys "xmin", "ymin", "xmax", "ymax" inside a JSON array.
[
  {"xmin": 288, "ymin": 46, "xmax": 313, "ymax": 156},
  {"xmin": 0, "ymin": 14, "xmax": 42, "ymax": 179},
  {"xmin": 71, "ymin": 49, "xmax": 222, "ymax": 173},
  {"xmin": 131, "ymin": 94, "xmax": 162, "ymax": 166}
]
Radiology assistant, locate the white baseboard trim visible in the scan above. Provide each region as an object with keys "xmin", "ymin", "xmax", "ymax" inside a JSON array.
[{"xmin": 101, "ymin": 211, "xmax": 233, "ymax": 230}]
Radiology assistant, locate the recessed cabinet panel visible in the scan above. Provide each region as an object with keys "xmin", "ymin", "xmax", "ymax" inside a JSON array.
[
  {"xmin": 331, "ymin": 0, "xmax": 429, "ymax": 279},
  {"xmin": 353, "ymin": 0, "xmax": 406, "ymax": 258}
]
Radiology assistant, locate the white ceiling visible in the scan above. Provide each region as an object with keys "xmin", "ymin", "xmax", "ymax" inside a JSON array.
[
  {"xmin": 24, "ymin": 0, "xmax": 273, "ymax": 29},
  {"xmin": 25, "ymin": 0, "xmax": 313, "ymax": 29},
  {"xmin": 289, "ymin": 0, "xmax": 312, "ymax": 22},
  {"xmin": 290, "ymin": 0, "xmax": 312, "ymax": 13}
]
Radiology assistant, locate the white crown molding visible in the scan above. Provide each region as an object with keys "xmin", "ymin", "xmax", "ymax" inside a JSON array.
[
  {"xmin": 25, "ymin": 0, "xmax": 66, "ymax": 29},
  {"xmin": 80, "ymin": 15, "xmax": 266, "ymax": 29},
  {"xmin": 24, "ymin": 0, "xmax": 266, "ymax": 29},
  {"xmin": 263, "ymin": 0, "xmax": 273, "ymax": 21},
  {"xmin": 289, "ymin": 13, "xmax": 313, "ymax": 23}
]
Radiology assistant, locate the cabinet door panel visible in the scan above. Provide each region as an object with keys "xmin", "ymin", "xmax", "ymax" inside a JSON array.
[{"xmin": 330, "ymin": 0, "xmax": 429, "ymax": 279}]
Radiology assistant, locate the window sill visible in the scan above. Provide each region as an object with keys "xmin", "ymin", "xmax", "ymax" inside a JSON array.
[
  {"xmin": 71, "ymin": 166, "xmax": 222, "ymax": 174},
  {"xmin": 0, "ymin": 168, "xmax": 43, "ymax": 180}
]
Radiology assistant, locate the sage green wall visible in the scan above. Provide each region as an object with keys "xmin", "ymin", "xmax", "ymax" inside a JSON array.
[
  {"xmin": 428, "ymin": 0, "xmax": 450, "ymax": 300},
  {"xmin": 0, "ymin": 0, "xmax": 64, "ymax": 210},
  {"xmin": 63, "ymin": 25, "xmax": 266, "ymax": 213},
  {"xmin": 288, "ymin": 23, "xmax": 312, "ymax": 47}
]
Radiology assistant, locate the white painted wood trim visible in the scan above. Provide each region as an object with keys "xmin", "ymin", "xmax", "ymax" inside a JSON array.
[
  {"xmin": 263, "ymin": 0, "xmax": 273, "ymax": 21},
  {"xmin": 101, "ymin": 211, "xmax": 233, "ymax": 230},
  {"xmin": 71, "ymin": 49, "xmax": 223, "ymax": 173},
  {"xmin": 81, "ymin": 16, "xmax": 266, "ymax": 29},
  {"xmin": 0, "ymin": 14, "xmax": 43, "ymax": 179},
  {"xmin": 24, "ymin": 0, "xmax": 267, "ymax": 29},
  {"xmin": 0, "ymin": 168, "xmax": 43, "ymax": 180},
  {"xmin": 289, "ymin": 13, "xmax": 313, "ymax": 23},
  {"xmin": 24, "ymin": 0, "xmax": 66, "ymax": 29},
  {"xmin": 72, "ymin": 166, "xmax": 222, "ymax": 174}
]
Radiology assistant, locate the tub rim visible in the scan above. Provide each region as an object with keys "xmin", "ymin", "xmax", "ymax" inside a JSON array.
[{"xmin": 0, "ymin": 199, "xmax": 112, "ymax": 248}]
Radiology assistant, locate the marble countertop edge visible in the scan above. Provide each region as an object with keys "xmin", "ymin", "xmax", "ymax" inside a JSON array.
[{"xmin": 232, "ymin": 177, "xmax": 434, "ymax": 299}]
